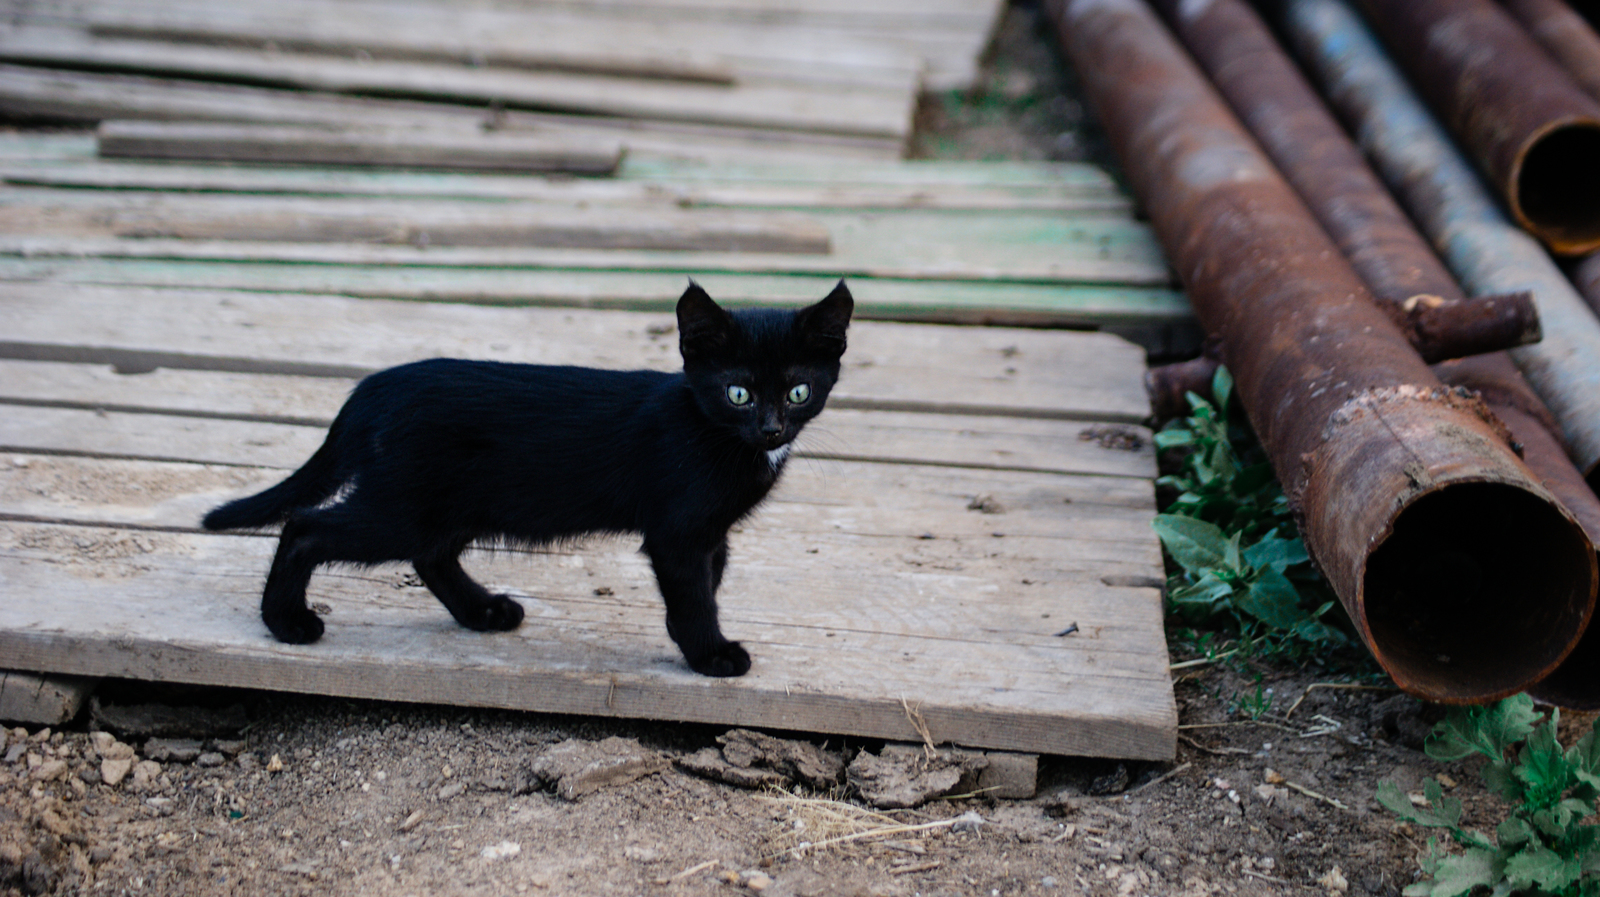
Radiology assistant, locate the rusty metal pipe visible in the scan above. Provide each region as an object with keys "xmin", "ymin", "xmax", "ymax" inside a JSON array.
[
  {"xmin": 1503, "ymin": 0, "xmax": 1600, "ymax": 106},
  {"xmin": 1047, "ymin": 0, "xmax": 1595, "ymax": 702},
  {"xmin": 1351, "ymin": 0, "xmax": 1600, "ymax": 255},
  {"xmin": 1286, "ymin": 0, "xmax": 1600, "ymax": 488},
  {"xmin": 1156, "ymin": 0, "xmax": 1600, "ymax": 708},
  {"xmin": 1577, "ymin": 251, "xmax": 1600, "ymax": 318}
]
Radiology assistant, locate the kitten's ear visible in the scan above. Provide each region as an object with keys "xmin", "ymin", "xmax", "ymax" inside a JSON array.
[
  {"xmin": 677, "ymin": 280, "xmax": 734, "ymax": 361},
  {"xmin": 795, "ymin": 280, "xmax": 854, "ymax": 357}
]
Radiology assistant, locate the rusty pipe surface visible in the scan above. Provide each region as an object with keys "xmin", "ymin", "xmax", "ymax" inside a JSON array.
[
  {"xmin": 1286, "ymin": 0, "xmax": 1600, "ymax": 485},
  {"xmin": 1578, "ymin": 251, "xmax": 1600, "ymax": 318},
  {"xmin": 1351, "ymin": 0, "xmax": 1600, "ymax": 255},
  {"xmin": 1152, "ymin": 0, "xmax": 1541, "ymax": 365},
  {"xmin": 1048, "ymin": 0, "xmax": 1595, "ymax": 702},
  {"xmin": 1147, "ymin": 349, "xmax": 1600, "ymax": 707},
  {"xmin": 1503, "ymin": 0, "xmax": 1600, "ymax": 105}
]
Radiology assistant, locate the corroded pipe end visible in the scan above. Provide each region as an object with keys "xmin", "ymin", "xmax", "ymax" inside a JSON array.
[
  {"xmin": 1512, "ymin": 119, "xmax": 1600, "ymax": 255},
  {"xmin": 1300, "ymin": 386, "xmax": 1597, "ymax": 703},
  {"xmin": 1362, "ymin": 483, "xmax": 1594, "ymax": 703},
  {"xmin": 1403, "ymin": 291, "xmax": 1541, "ymax": 363}
]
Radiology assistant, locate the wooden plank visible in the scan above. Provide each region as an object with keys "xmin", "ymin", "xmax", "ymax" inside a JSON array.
[
  {"xmin": 96, "ymin": 121, "xmax": 625, "ymax": 175},
  {"xmin": 0, "ymin": 132, "xmax": 1120, "ymax": 191},
  {"xmin": 0, "ymin": 453, "xmax": 1159, "ymax": 538},
  {"xmin": 0, "ymin": 157, "xmax": 1130, "ymax": 211},
  {"xmin": 0, "ymin": 259, "xmax": 1190, "ymax": 328},
  {"xmin": 0, "ymin": 188, "xmax": 836, "ymax": 254},
  {"xmin": 0, "ymin": 518, "xmax": 1173, "ymax": 758},
  {"xmin": 0, "ymin": 670, "xmax": 98, "ymax": 726},
  {"xmin": 0, "ymin": 282, "xmax": 1155, "ymax": 421},
  {"xmin": 0, "ymin": 26, "xmax": 916, "ymax": 139},
  {"xmin": 0, "ymin": 193, "xmax": 1172, "ymax": 285},
  {"xmin": 0, "ymin": 67, "xmax": 905, "ymax": 164},
  {"xmin": 23, "ymin": 0, "xmax": 931, "ymax": 91},
  {"xmin": 0, "ymin": 235, "xmax": 1171, "ymax": 288},
  {"xmin": 0, "ymin": 396, "xmax": 1156, "ymax": 479}
]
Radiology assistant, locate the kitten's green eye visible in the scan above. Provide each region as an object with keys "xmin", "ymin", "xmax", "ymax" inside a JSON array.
[
  {"xmin": 726, "ymin": 385, "xmax": 752, "ymax": 406},
  {"xmin": 787, "ymin": 383, "xmax": 811, "ymax": 404}
]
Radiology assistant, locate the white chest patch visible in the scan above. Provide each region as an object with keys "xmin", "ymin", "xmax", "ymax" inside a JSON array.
[{"xmin": 766, "ymin": 444, "xmax": 792, "ymax": 470}]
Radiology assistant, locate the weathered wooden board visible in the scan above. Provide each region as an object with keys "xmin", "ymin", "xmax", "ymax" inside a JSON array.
[
  {"xmin": 0, "ymin": 25, "xmax": 916, "ymax": 139},
  {"xmin": 0, "ymin": 131, "xmax": 1122, "ymax": 190},
  {"xmin": 0, "ymin": 67, "xmax": 905, "ymax": 164},
  {"xmin": 0, "ymin": 453, "xmax": 1160, "ymax": 542},
  {"xmin": 18, "ymin": 0, "xmax": 932, "ymax": 90},
  {"xmin": 0, "ymin": 259, "xmax": 1188, "ymax": 328},
  {"xmin": 2, "ymin": 156, "xmax": 1129, "ymax": 211},
  {"xmin": 0, "ymin": 283, "xmax": 1154, "ymax": 421},
  {"xmin": 0, "ymin": 390, "xmax": 1155, "ymax": 478},
  {"xmin": 95, "ymin": 121, "xmax": 626, "ymax": 175},
  {"xmin": 0, "ymin": 189, "xmax": 837, "ymax": 254},
  {"xmin": 0, "ymin": 449, "xmax": 1171, "ymax": 758},
  {"xmin": 0, "ymin": 198, "xmax": 1170, "ymax": 285},
  {"xmin": 11, "ymin": 0, "xmax": 973, "ymax": 91}
]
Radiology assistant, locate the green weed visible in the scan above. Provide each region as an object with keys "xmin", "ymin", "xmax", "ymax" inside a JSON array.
[
  {"xmin": 1380, "ymin": 693, "xmax": 1600, "ymax": 897},
  {"xmin": 1152, "ymin": 366, "xmax": 1355, "ymax": 664}
]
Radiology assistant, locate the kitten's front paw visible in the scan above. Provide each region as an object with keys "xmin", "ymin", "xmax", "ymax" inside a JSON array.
[
  {"xmin": 265, "ymin": 608, "xmax": 325, "ymax": 644},
  {"xmin": 458, "ymin": 595, "xmax": 526, "ymax": 632},
  {"xmin": 686, "ymin": 640, "xmax": 751, "ymax": 677}
]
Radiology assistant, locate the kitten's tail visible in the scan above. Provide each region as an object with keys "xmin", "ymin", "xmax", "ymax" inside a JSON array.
[{"xmin": 202, "ymin": 428, "xmax": 344, "ymax": 531}]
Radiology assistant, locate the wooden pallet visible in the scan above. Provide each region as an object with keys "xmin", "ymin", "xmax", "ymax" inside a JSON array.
[
  {"xmin": 0, "ymin": 133, "xmax": 1185, "ymax": 329},
  {"xmin": 0, "ymin": 0, "xmax": 1008, "ymax": 161},
  {"xmin": 0, "ymin": 284, "xmax": 1176, "ymax": 760}
]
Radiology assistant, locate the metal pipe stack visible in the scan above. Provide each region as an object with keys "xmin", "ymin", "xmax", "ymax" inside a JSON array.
[{"xmin": 1043, "ymin": 0, "xmax": 1596, "ymax": 704}]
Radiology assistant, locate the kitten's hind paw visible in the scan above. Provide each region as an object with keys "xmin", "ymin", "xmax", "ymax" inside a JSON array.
[
  {"xmin": 686, "ymin": 641, "xmax": 751, "ymax": 677},
  {"xmin": 264, "ymin": 608, "xmax": 325, "ymax": 644},
  {"xmin": 456, "ymin": 595, "xmax": 526, "ymax": 632}
]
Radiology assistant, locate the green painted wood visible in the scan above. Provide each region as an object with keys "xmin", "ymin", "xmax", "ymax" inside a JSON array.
[
  {"xmin": 0, "ymin": 158, "xmax": 1129, "ymax": 210},
  {"xmin": 0, "ymin": 258, "xmax": 1190, "ymax": 327},
  {"xmin": 0, "ymin": 132, "xmax": 1121, "ymax": 191}
]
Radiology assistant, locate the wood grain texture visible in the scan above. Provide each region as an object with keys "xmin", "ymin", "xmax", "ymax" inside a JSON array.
[
  {"xmin": 0, "ymin": 282, "xmax": 1154, "ymax": 421},
  {"xmin": 4, "ymin": 155, "xmax": 1129, "ymax": 210},
  {"xmin": 0, "ymin": 188, "xmax": 836, "ymax": 254},
  {"xmin": 0, "ymin": 66, "xmax": 904, "ymax": 164},
  {"xmin": 0, "ymin": 25, "xmax": 916, "ymax": 139},
  {"xmin": 0, "ymin": 464, "xmax": 1172, "ymax": 757},
  {"xmin": 96, "ymin": 121, "xmax": 625, "ymax": 175},
  {"xmin": 0, "ymin": 201, "xmax": 1172, "ymax": 286},
  {"xmin": 0, "ymin": 382, "xmax": 1156, "ymax": 478},
  {"xmin": 0, "ymin": 258, "xmax": 1189, "ymax": 329}
]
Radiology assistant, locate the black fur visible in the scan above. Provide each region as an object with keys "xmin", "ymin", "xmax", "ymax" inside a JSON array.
[{"xmin": 203, "ymin": 282, "xmax": 853, "ymax": 677}]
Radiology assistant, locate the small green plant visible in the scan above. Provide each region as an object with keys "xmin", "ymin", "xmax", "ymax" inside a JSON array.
[
  {"xmin": 1230, "ymin": 680, "xmax": 1274, "ymax": 721},
  {"xmin": 1379, "ymin": 693, "xmax": 1600, "ymax": 897},
  {"xmin": 1152, "ymin": 366, "xmax": 1351, "ymax": 661}
]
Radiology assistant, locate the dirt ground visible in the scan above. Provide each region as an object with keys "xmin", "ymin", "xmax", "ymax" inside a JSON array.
[{"xmin": 0, "ymin": 2, "xmax": 1558, "ymax": 895}]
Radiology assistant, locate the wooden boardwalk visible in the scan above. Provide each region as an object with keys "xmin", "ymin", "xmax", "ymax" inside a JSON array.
[{"xmin": 0, "ymin": 0, "xmax": 1181, "ymax": 759}]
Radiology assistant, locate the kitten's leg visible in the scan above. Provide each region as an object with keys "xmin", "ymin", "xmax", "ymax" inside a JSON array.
[
  {"xmin": 710, "ymin": 538, "xmax": 729, "ymax": 594},
  {"xmin": 645, "ymin": 537, "xmax": 750, "ymax": 677},
  {"xmin": 260, "ymin": 514, "xmax": 329, "ymax": 643},
  {"xmin": 413, "ymin": 550, "xmax": 525, "ymax": 632},
  {"xmin": 260, "ymin": 505, "xmax": 409, "ymax": 643}
]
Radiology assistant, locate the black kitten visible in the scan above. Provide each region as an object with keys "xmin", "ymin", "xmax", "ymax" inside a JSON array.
[{"xmin": 203, "ymin": 282, "xmax": 853, "ymax": 677}]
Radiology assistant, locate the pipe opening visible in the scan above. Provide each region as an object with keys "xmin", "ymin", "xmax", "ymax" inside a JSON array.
[
  {"xmin": 1515, "ymin": 123, "xmax": 1600, "ymax": 252},
  {"xmin": 1363, "ymin": 483, "xmax": 1594, "ymax": 701}
]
